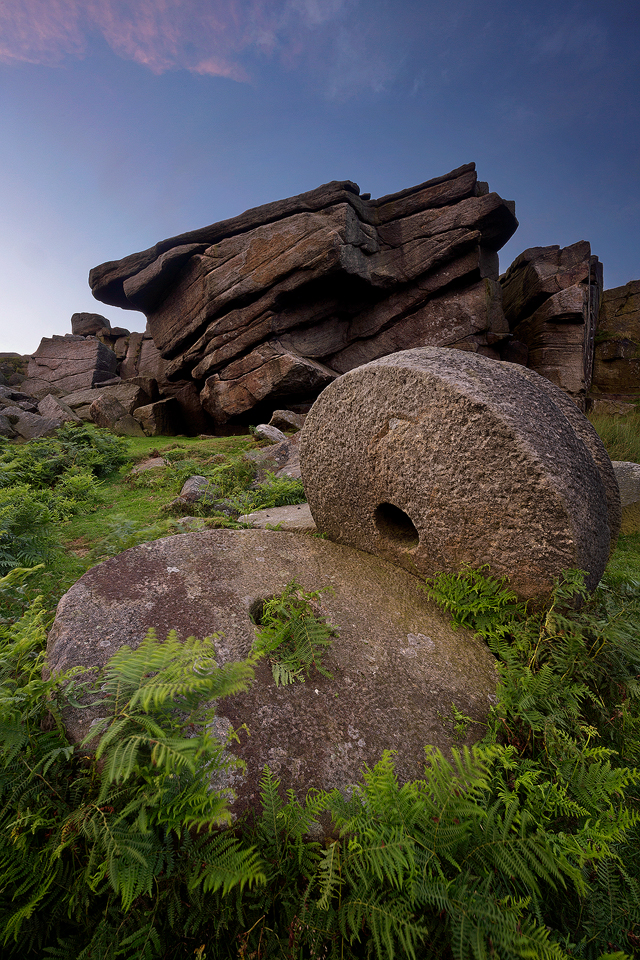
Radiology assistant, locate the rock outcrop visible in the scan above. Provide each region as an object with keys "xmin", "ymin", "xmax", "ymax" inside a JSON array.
[
  {"xmin": 591, "ymin": 280, "xmax": 640, "ymax": 410},
  {"xmin": 300, "ymin": 348, "xmax": 618, "ymax": 600},
  {"xmin": 89, "ymin": 164, "xmax": 518, "ymax": 424},
  {"xmin": 499, "ymin": 242, "xmax": 602, "ymax": 409},
  {"xmin": 46, "ymin": 529, "xmax": 498, "ymax": 827},
  {"xmin": 23, "ymin": 335, "xmax": 119, "ymax": 397}
]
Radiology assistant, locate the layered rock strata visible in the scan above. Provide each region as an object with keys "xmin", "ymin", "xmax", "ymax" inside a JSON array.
[
  {"xmin": 89, "ymin": 163, "xmax": 518, "ymax": 424},
  {"xmin": 591, "ymin": 279, "xmax": 640, "ymax": 410},
  {"xmin": 299, "ymin": 348, "xmax": 618, "ymax": 599},
  {"xmin": 499, "ymin": 242, "xmax": 603, "ymax": 409},
  {"xmin": 24, "ymin": 335, "xmax": 118, "ymax": 397}
]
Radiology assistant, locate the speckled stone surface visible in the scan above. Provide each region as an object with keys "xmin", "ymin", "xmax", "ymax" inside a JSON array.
[
  {"xmin": 46, "ymin": 529, "xmax": 497, "ymax": 823},
  {"xmin": 300, "ymin": 347, "xmax": 613, "ymax": 599}
]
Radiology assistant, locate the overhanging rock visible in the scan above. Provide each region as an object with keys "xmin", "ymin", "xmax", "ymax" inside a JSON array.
[{"xmin": 89, "ymin": 164, "xmax": 518, "ymax": 424}]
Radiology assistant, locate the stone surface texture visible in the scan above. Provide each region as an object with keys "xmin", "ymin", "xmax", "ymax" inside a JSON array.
[
  {"xmin": 89, "ymin": 164, "xmax": 518, "ymax": 424},
  {"xmin": 254, "ymin": 423, "xmax": 287, "ymax": 444},
  {"xmin": 499, "ymin": 242, "xmax": 602, "ymax": 409},
  {"xmin": 300, "ymin": 348, "xmax": 615, "ymax": 599},
  {"xmin": 89, "ymin": 395, "xmax": 145, "ymax": 436},
  {"xmin": 238, "ymin": 503, "xmax": 316, "ymax": 533},
  {"xmin": 27, "ymin": 336, "xmax": 118, "ymax": 395},
  {"xmin": 591, "ymin": 280, "xmax": 640, "ymax": 404},
  {"xmin": 37, "ymin": 394, "xmax": 82, "ymax": 423},
  {"xmin": 46, "ymin": 529, "xmax": 498, "ymax": 824},
  {"xmin": 269, "ymin": 409, "xmax": 306, "ymax": 431},
  {"xmin": 612, "ymin": 461, "xmax": 640, "ymax": 534},
  {"xmin": 71, "ymin": 312, "xmax": 111, "ymax": 337}
]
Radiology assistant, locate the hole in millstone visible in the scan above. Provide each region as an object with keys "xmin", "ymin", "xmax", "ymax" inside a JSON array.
[
  {"xmin": 374, "ymin": 502, "xmax": 419, "ymax": 547},
  {"xmin": 249, "ymin": 597, "xmax": 273, "ymax": 625}
]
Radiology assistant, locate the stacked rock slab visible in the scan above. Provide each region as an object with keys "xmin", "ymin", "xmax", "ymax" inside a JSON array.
[
  {"xmin": 23, "ymin": 335, "xmax": 118, "ymax": 398},
  {"xmin": 591, "ymin": 279, "xmax": 640, "ymax": 412},
  {"xmin": 499, "ymin": 242, "xmax": 603, "ymax": 410},
  {"xmin": 299, "ymin": 348, "xmax": 618, "ymax": 600},
  {"xmin": 89, "ymin": 163, "xmax": 518, "ymax": 424}
]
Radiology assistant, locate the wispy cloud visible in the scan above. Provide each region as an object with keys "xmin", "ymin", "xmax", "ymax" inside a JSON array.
[{"xmin": 0, "ymin": 0, "xmax": 377, "ymax": 91}]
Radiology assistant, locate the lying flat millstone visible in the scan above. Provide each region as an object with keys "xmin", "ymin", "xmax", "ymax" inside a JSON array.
[
  {"xmin": 238, "ymin": 503, "xmax": 316, "ymax": 532},
  {"xmin": 46, "ymin": 529, "xmax": 497, "ymax": 824},
  {"xmin": 300, "ymin": 347, "xmax": 614, "ymax": 599}
]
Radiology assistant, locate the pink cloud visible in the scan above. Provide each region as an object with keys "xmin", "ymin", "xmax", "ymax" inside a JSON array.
[
  {"xmin": 0, "ymin": 0, "xmax": 386, "ymax": 96},
  {"xmin": 0, "ymin": 0, "xmax": 260, "ymax": 77}
]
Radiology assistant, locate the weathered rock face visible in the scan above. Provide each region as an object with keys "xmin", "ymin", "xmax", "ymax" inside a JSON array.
[
  {"xmin": 612, "ymin": 461, "xmax": 640, "ymax": 534},
  {"xmin": 300, "ymin": 348, "xmax": 617, "ymax": 600},
  {"xmin": 25, "ymin": 336, "xmax": 118, "ymax": 396},
  {"xmin": 89, "ymin": 395, "xmax": 145, "ymax": 437},
  {"xmin": 46, "ymin": 529, "xmax": 498, "ymax": 825},
  {"xmin": 71, "ymin": 312, "xmax": 111, "ymax": 337},
  {"xmin": 591, "ymin": 280, "xmax": 640, "ymax": 406},
  {"xmin": 499, "ymin": 242, "xmax": 602, "ymax": 409},
  {"xmin": 89, "ymin": 164, "xmax": 518, "ymax": 424}
]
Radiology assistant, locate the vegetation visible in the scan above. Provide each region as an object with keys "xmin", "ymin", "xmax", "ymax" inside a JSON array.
[
  {"xmin": 0, "ymin": 413, "xmax": 638, "ymax": 958},
  {"xmin": 251, "ymin": 579, "xmax": 336, "ymax": 685}
]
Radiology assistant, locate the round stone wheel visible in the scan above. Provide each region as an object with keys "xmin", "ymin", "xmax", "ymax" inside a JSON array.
[{"xmin": 299, "ymin": 348, "xmax": 614, "ymax": 599}]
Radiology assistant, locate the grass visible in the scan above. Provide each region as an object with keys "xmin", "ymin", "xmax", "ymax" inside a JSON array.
[
  {"xmin": 589, "ymin": 406, "xmax": 640, "ymax": 463},
  {"xmin": 24, "ymin": 432, "xmax": 268, "ymax": 614}
]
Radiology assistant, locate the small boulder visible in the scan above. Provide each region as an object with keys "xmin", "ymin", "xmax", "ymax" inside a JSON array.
[
  {"xmin": 71, "ymin": 312, "xmax": 111, "ymax": 336},
  {"xmin": 254, "ymin": 423, "xmax": 287, "ymax": 444},
  {"xmin": 269, "ymin": 409, "xmax": 306, "ymax": 432},
  {"xmin": 238, "ymin": 503, "xmax": 316, "ymax": 533},
  {"xmin": 37, "ymin": 394, "xmax": 82, "ymax": 423},
  {"xmin": 90, "ymin": 396, "xmax": 145, "ymax": 436},
  {"xmin": 0, "ymin": 406, "xmax": 61, "ymax": 440},
  {"xmin": 132, "ymin": 398, "xmax": 180, "ymax": 436}
]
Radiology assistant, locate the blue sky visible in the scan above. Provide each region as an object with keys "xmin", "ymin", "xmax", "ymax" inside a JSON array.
[{"xmin": 1, "ymin": 0, "xmax": 638, "ymax": 355}]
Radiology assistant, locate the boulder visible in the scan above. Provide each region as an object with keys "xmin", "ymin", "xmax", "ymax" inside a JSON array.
[
  {"xmin": 89, "ymin": 164, "xmax": 518, "ymax": 424},
  {"xmin": 0, "ymin": 414, "xmax": 15, "ymax": 438},
  {"xmin": 89, "ymin": 396, "xmax": 145, "ymax": 436},
  {"xmin": 591, "ymin": 279, "xmax": 640, "ymax": 404},
  {"xmin": 0, "ymin": 406, "xmax": 61, "ymax": 440},
  {"xmin": 253, "ymin": 423, "xmax": 287, "ymax": 444},
  {"xmin": 71, "ymin": 312, "xmax": 111, "ymax": 337},
  {"xmin": 28, "ymin": 336, "xmax": 118, "ymax": 395},
  {"xmin": 300, "ymin": 348, "xmax": 615, "ymax": 600},
  {"xmin": 46, "ymin": 529, "xmax": 498, "ymax": 826},
  {"xmin": 238, "ymin": 503, "xmax": 316, "ymax": 533},
  {"xmin": 132, "ymin": 398, "xmax": 180, "ymax": 436},
  {"xmin": 37, "ymin": 394, "xmax": 82, "ymax": 423},
  {"xmin": 269, "ymin": 409, "xmax": 306, "ymax": 432},
  {"xmin": 244, "ymin": 432, "xmax": 302, "ymax": 480},
  {"xmin": 612, "ymin": 461, "xmax": 640, "ymax": 534},
  {"xmin": 62, "ymin": 382, "xmax": 152, "ymax": 420},
  {"xmin": 499, "ymin": 242, "xmax": 602, "ymax": 408}
]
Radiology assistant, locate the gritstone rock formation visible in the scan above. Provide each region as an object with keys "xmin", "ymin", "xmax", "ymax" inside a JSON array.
[
  {"xmin": 591, "ymin": 279, "xmax": 640, "ymax": 412},
  {"xmin": 299, "ymin": 348, "xmax": 619, "ymax": 600},
  {"xmin": 89, "ymin": 163, "xmax": 518, "ymax": 424},
  {"xmin": 498, "ymin": 241, "xmax": 603, "ymax": 410},
  {"xmin": 46, "ymin": 529, "xmax": 498, "ymax": 826}
]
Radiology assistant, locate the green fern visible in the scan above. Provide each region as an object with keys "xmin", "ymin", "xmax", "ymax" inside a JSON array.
[{"xmin": 252, "ymin": 579, "xmax": 336, "ymax": 685}]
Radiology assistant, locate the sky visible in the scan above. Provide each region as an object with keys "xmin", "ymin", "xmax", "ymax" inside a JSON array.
[{"xmin": 1, "ymin": 0, "xmax": 639, "ymax": 356}]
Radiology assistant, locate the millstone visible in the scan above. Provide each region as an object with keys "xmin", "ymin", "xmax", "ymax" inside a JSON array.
[
  {"xmin": 299, "ymin": 347, "xmax": 615, "ymax": 599},
  {"xmin": 46, "ymin": 529, "xmax": 497, "ymax": 826}
]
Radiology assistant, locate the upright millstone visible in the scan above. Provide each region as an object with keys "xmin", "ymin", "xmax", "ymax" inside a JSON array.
[{"xmin": 299, "ymin": 347, "xmax": 618, "ymax": 600}]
